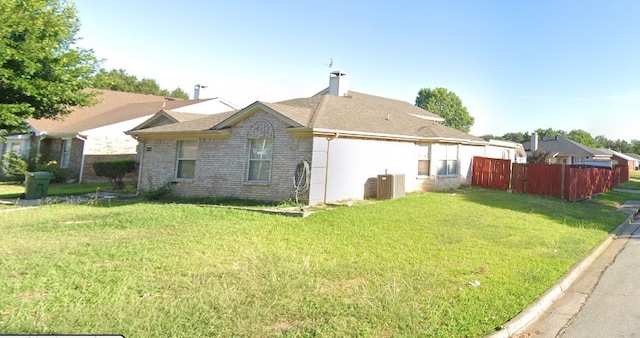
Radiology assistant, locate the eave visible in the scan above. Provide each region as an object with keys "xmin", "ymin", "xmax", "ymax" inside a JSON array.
[{"xmin": 127, "ymin": 129, "xmax": 230, "ymax": 140}]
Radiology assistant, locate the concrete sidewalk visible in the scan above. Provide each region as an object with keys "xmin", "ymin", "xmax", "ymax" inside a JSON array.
[{"xmin": 488, "ymin": 200, "xmax": 640, "ymax": 338}]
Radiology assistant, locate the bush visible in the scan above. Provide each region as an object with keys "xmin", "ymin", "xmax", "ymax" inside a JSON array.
[
  {"xmin": 93, "ymin": 159, "xmax": 136, "ymax": 190},
  {"xmin": 36, "ymin": 160, "xmax": 68, "ymax": 183},
  {"xmin": 1, "ymin": 152, "xmax": 28, "ymax": 181}
]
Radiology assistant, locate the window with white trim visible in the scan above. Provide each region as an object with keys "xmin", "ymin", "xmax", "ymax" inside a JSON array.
[
  {"xmin": 436, "ymin": 144, "xmax": 458, "ymax": 176},
  {"xmin": 176, "ymin": 140, "xmax": 197, "ymax": 179},
  {"xmin": 60, "ymin": 139, "xmax": 71, "ymax": 168},
  {"xmin": 247, "ymin": 138, "xmax": 272, "ymax": 182},
  {"xmin": 417, "ymin": 144, "xmax": 430, "ymax": 176}
]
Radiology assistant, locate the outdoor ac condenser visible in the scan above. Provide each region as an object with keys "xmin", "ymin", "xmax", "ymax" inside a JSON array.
[{"xmin": 377, "ymin": 174, "xmax": 406, "ymax": 200}]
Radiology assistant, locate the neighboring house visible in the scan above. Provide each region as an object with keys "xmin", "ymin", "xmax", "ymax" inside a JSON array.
[
  {"xmin": 598, "ymin": 148, "xmax": 636, "ymax": 177},
  {"xmin": 0, "ymin": 89, "xmax": 238, "ymax": 182},
  {"xmin": 522, "ymin": 133, "xmax": 612, "ymax": 166},
  {"xmin": 623, "ymin": 153, "xmax": 640, "ymax": 170},
  {"xmin": 127, "ymin": 71, "xmax": 519, "ymax": 205}
]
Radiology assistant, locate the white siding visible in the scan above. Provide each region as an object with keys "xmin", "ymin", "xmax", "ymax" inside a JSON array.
[{"xmin": 311, "ymin": 137, "xmax": 418, "ymax": 204}]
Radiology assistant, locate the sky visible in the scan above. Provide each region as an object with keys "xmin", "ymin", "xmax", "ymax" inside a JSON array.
[{"xmin": 72, "ymin": 0, "xmax": 640, "ymax": 141}]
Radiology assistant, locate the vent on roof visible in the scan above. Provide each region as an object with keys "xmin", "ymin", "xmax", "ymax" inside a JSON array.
[{"xmin": 329, "ymin": 70, "xmax": 348, "ymax": 96}]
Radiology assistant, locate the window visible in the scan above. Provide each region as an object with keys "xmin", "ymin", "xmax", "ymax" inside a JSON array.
[
  {"xmin": 417, "ymin": 144, "xmax": 430, "ymax": 176},
  {"xmin": 247, "ymin": 138, "xmax": 272, "ymax": 182},
  {"xmin": 176, "ymin": 140, "xmax": 197, "ymax": 179},
  {"xmin": 436, "ymin": 144, "xmax": 458, "ymax": 176},
  {"xmin": 60, "ymin": 139, "xmax": 71, "ymax": 168}
]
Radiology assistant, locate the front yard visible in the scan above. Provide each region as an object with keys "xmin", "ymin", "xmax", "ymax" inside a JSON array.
[{"xmin": 0, "ymin": 182, "xmax": 636, "ymax": 337}]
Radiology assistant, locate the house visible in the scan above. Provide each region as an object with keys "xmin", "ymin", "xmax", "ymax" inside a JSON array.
[
  {"xmin": 624, "ymin": 153, "xmax": 640, "ymax": 170},
  {"xmin": 597, "ymin": 148, "xmax": 636, "ymax": 178},
  {"xmin": 0, "ymin": 89, "xmax": 238, "ymax": 182},
  {"xmin": 522, "ymin": 132, "xmax": 612, "ymax": 166},
  {"xmin": 127, "ymin": 71, "xmax": 519, "ymax": 205}
]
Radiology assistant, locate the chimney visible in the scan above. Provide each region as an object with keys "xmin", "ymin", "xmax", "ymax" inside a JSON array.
[
  {"xmin": 532, "ymin": 132, "xmax": 538, "ymax": 152},
  {"xmin": 194, "ymin": 84, "xmax": 207, "ymax": 99},
  {"xmin": 329, "ymin": 70, "xmax": 348, "ymax": 96}
]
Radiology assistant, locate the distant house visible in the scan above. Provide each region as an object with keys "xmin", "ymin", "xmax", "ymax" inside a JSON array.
[
  {"xmin": 597, "ymin": 148, "xmax": 636, "ymax": 178},
  {"xmin": 127, "ymin": 71, "xmax": 519, "ymax": 205},
  {"xmin": 624, "ymin": 153, "xmax": 640, "ymax": 170},
  {"xmin": 0, "ymin": 89, "xmax": 238, "ymax": 182},
  {"xmin": 522, "ymin": 133, "xmax": 612, "ymax": 166}
]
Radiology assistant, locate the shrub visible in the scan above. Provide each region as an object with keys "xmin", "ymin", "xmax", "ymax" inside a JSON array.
[
  {"xmin": 142, "ymin": 182, "xmax": 171, "ymax": 200},
  {"xmin": 36, "ymin": 160, "xmax": 68, "ymax": 183},
  {"xmin": 93, "ymin": 159, "xmax": 136, "ymax": 190},
  {"xmin": 1, "ymin": 152, "xmax": 28, "ymax": 181}
]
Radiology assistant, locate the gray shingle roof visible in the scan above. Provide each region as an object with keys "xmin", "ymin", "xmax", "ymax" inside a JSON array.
[
  {"xmin": 129, "ymin": 89, "xmax": 484, "ymax": 142},
  {"xmin": 523, "ymin": 136, "xmax": 609, "ymax": 157}
]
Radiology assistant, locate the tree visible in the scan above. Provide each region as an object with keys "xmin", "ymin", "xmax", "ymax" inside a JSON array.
[
  {"xmin": 415, "ymin": 87, "xmax": 474, "ymax": 132},
  {"xmin": 594, "ymin": 135, "xmax": 613, "ymax": 149},
  {"xmin": 567, "ymin": 129, "xmax": 596, "ymax": 148},
  {"xmin": 0, "ymin": 0, "xmax": 99, "ymax": 134},
  {"xmin": 90, "ymin": 68, "xmax": 189, "ymax": 99},
  {"xmin": 534, "ymin": 128, "xmax": 567, "ymax": 139},
  {"xmin": 503, "ymin": 132, "xmax": 529, "ymax": 144}
]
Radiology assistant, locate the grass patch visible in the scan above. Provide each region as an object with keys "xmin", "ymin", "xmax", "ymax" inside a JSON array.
[
  {"xmin": 0, "ymin": 187, "xmax": 634, "ymax": 337},
  {"xmin": 0, "ymin": 182, "xmax": 133, "ymax": 199}
]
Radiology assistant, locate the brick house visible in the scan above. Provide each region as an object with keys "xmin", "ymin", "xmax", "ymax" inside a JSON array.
[
  {"xmin": 522, "ymin": 132, "xmax": 612, "ymax": 166},
  {"xmin": 1, "ymin": 89, "xmax": 238, "ymax": 182},
  {"xmin": 127, "ymin": 71, "xmax": 519, "ymax": 205}
]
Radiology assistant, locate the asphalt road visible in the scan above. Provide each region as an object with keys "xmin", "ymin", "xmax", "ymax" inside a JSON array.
[{"xmin": 560, "ymin": 224, "xmax": 640, "ymax": 337}]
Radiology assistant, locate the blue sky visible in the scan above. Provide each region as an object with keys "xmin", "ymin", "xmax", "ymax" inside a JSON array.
[{"xmin": 73, "ymin": 0, "xmax": 639, "ymax": 141}]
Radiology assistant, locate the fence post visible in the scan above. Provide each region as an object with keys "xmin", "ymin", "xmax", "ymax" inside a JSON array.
[{"xmin": 560, "ymin": 164, "xmax": 565, "ymax": 200}]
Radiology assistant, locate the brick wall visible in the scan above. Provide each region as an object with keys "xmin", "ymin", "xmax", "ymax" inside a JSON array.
[
  {"xmin": 82, "ymin": 154, "xmax": 138, "ymax": 182},
  {"xmin": 40, "ymin": 137, "xmax": 84, "ymax": 182},
  {"xmin": 138, "ymin": 110, "xmax": 313, "ymax": 203}
]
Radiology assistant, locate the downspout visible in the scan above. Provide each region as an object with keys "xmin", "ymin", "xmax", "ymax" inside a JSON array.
[
  {"xmin": 135, "ymin": 136, "xmax": 144, "ymax": 195},
  {"xmin": 76, "ymin": 134, "xmax": 88, "ymax": 183},
  {"xmin": 323, "ymin": 132, "xmax": 339, "ymax": 204}
]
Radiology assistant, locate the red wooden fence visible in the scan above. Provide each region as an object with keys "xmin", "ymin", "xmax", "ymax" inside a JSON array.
[
  {"xmin": 473, "ymin": 157, "xmax": 630, "ymax": 201},
  {"xmin": 471, "ymin": 156, "xmax": 511, "ymax": 190}
]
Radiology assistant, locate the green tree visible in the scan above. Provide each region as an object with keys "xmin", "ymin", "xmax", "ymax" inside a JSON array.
[
  {"xmin": 503, "ymin": 132, "xmax": 529, "ymax": 144},
  {"xmin": 567, "ymin": 129, "xmax": 596, "ymax": 148},
  {"xmin": 611, "ymin": 139, "xmax": 631, "ymax": 153},
  {"xmin": 630, "ymin": 140, "xmax": 640, "ymax": 154},
  {"xmin": 534, "ymin": 128, "xmax": 567, "ymax": 140},
  {"xmin": 90, "ymin": 68, "xmax": 189, "ymax": 99},
  {"xmin": 594, "ymin": 135, "xmax": 613, "ymax": 149},
  {"xmin": 415, "ymin": 87, "xmax": 474, "ymax": 132},
  {"xmin": 0, "ymin": 0, "xmax": 99, "ymax": 134}
]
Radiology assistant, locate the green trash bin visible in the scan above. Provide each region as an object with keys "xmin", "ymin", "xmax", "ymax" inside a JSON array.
[{"xmin": 24, "ymin": 171, "xmax": 52, "ymax": 199}]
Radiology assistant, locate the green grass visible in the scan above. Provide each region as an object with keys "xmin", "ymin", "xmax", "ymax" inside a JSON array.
[
  {"xmin": 0, "ymin": 182, "xmax": 131, "ymax": 199},
  {"xmin": 0, "ymin": 187, "xmax": 634, "ymax": 337}
]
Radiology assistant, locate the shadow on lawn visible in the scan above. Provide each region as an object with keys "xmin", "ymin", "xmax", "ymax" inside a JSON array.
[{"xmin": 453, "ymin": 186, "xmax": 635, "ymax": 232}]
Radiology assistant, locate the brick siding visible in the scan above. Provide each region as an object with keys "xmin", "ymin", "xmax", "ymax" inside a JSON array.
[{"xmin": 138, "ymin": 110, "xmax": 313, "ymax": 203}]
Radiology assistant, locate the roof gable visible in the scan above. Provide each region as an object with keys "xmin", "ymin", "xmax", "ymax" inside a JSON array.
[{"xmin": 26, "ymin": 89, "xmax": 209, "ymax": 134}]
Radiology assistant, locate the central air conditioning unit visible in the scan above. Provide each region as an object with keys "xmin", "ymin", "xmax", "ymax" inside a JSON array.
[{"xmin": 377, "ymin": 174, "xmax": 406, "ymax": 200}]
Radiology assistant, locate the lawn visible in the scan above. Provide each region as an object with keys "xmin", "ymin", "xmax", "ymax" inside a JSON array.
[
  {"xmin": 0, "ymin": 186, "xmax": 635, "ymax": 337},
  {"xmin": 0, "ymin": 182, "xmax": 118, "ymax": 199}
]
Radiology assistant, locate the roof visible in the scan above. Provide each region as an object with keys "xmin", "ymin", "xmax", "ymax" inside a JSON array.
[
  {"xmin": 129, "ymin": 89, "xmax": 486, "ymax": 143},
  {"xmin": 624, "ymin": 153, "xmax": 640, "ymax": 161},
  {"xmin": 597, "ymin": 148, "xmax": 637, "ymax": 161},
  {"xmin": 26, "ymin": 89, "xmax": 210, "ymax": 134},
  {"xmin": 523, "ymin": 136, "xmax": 610, "ymax": 157}
]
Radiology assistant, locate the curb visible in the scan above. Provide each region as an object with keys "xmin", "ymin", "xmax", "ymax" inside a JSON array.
[{"xmin": 486, "ymin": 211, "xmax": 637, "ymax": 338}]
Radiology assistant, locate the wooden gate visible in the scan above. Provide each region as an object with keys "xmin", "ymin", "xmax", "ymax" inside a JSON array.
[{"xmin": 471, "ymin": 156, "xmax": 512, "ymax": 190}]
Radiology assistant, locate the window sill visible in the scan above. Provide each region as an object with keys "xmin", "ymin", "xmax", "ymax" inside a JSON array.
[
  {"xmin": 172, "ymin": 178, "xmax": 194, "ymax": 183},
  {"xmin": 243, "ymin": 181, "xmax": 270, "ymax": 186}
]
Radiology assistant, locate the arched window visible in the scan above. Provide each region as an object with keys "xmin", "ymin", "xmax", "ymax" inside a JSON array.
[{"xmin": 246, "ymin": 120, "xmax": 274, "ymax": 182}]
